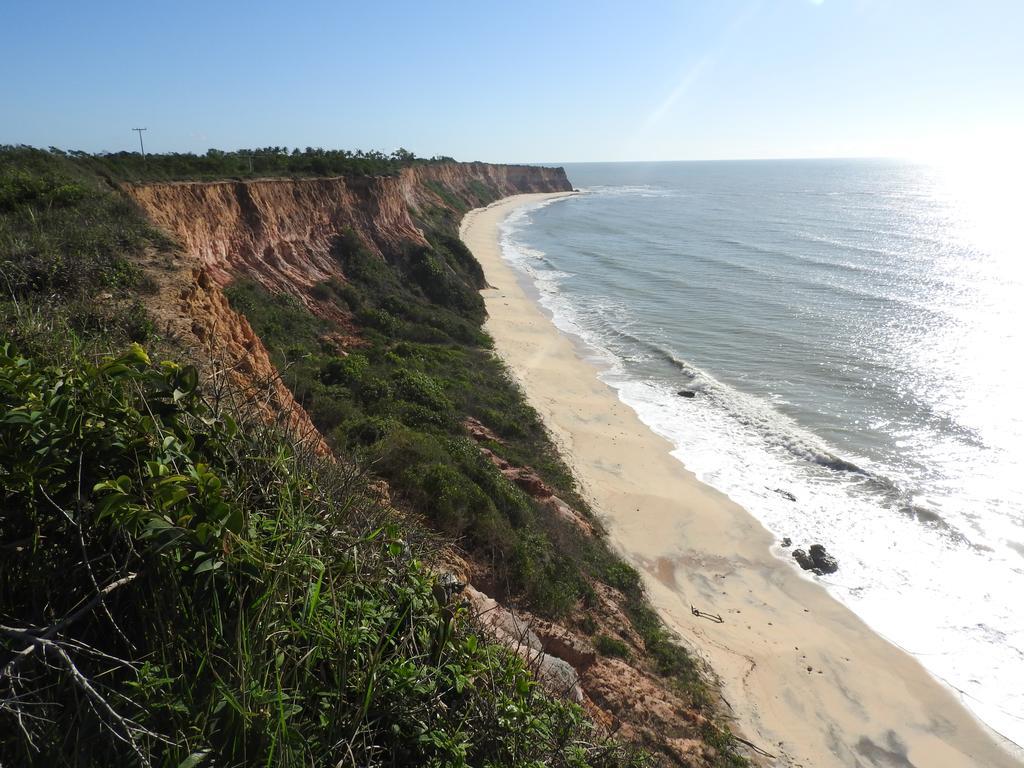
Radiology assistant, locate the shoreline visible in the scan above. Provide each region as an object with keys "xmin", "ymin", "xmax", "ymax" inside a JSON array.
[{"xmin": 461, "ymin": 192, "xmax": 1022, "ymax": 768}]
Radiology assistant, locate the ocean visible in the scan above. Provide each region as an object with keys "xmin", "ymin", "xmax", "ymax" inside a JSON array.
[{"xmin": 499, "ymin": 159, "xmax": 1024, "ymax": 745}]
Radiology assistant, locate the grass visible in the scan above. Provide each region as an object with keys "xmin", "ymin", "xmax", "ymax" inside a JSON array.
[
  {"xmin": 226, "ymin": 271, "xmax": 607, "ymax": 619},
  {"xmin": 291, "ymin": 214, "xmax": 752, "ymax": 762},
  {"xmin": 0, "ymin": 331, "xmax": 647, "ymax": 768},
  {"xmin": 0, "ymin": 145, "xmax": 171, "ymax": 341},
  {"xmin": 0, "ymin": 148, "xmax": 652, "ymax": 767}
]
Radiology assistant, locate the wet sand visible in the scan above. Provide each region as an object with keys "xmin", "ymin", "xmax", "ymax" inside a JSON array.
[{"xmin": 461, "ymin": 192, "xmax": 1022, "ymax": 768}]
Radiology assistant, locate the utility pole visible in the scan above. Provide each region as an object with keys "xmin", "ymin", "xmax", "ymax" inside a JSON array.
[{"xmin": 132, "ymin": 127, "xmax": 147, "ymax": 161}]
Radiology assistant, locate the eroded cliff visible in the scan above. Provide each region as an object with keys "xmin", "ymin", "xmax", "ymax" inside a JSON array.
[
  {"xmin": 127, "ymin": 163, "xmax": 571, "ymax": 454},
  {"xmin": 128, "ymin": 163, "xmax": 569, "ymax": 297}
]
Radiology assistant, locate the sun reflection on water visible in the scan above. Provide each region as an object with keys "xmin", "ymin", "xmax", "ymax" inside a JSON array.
[{"xmin": 905, "ymin": 153, "xmax": 1024, "ymax": 550}]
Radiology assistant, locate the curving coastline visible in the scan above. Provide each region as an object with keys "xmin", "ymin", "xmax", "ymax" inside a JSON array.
[{"xmin": 461, "ymin": 192, "xmax": 1023, "ymax": 768}]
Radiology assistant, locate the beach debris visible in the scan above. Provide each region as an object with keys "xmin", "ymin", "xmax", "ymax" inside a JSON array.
[
  {"xmin": 781, "ymin": 537, "xmax": 792, "ymax": 548},
  {"xmin": 677, "ymin": 389, "xmax": 697, "ymax": 398},
  {"xmin": 773, "ymin": 488, "xmax": 797, "ymax": 502},
  {"xmin": 690, "ymin": 605, "xmax": 724, "ymax": 623},
  {"xmin": 792, "ymin": 544, "xmax": 839, "ymax": 575},
  {"xmin": 731, "ymin": 735, "xmax": 777, "ymax": 760}
]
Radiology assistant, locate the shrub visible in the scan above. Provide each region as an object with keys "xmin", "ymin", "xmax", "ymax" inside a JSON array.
[
  {"xmin": 0, "ymin": 340, "xmax": 645, "ymax": 768},
  {"xmin": 603, "ymin": 560, "xmax": 643, "ymax": 594},
  {"xmin": 319, "ymin": 352, "xmax": 368, "ymax": 386},
  {"xmin": 0, "ymin": 147, "xmax": 166, "ymax": 302},
  {"xmin": 594, "ymin": 634, "xmax": 631, "ymax": 660}
]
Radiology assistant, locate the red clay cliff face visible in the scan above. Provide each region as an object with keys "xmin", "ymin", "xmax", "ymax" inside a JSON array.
[
  {"xmin": 127, "ymin": 163, "xmax": 570, "ymax": 308},
  {"xmin": 126, "ymin": 163, "xmax": 570, "ymax": 450}
]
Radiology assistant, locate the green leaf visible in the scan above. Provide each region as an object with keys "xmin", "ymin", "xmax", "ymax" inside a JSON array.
[
  {"xmin": 96, "ymin": 493, "xmax": 130, "ymax": 520},
  {"xmin": 306, "ymin": 563, "xmax": 325, "ymax": 621},
  {"xmin": 193, "ymin": 557, "xmax": 221, "ymax": 575},
  {"xmin": 156, "ymin": 485, "xmax": 190, "ymax": 510},
  {"xmin": 178, "ymin": 365, "xmax": 199, "ymax": 393},
  {"xmin": 223, "ymin": 506, "xmax": 243, "ymax": 535},
  {"xmin": 0, "ymin": 410, "xmax": 33, "ymax": 425},
  {"xmin": 516, "ymin": 676, "xmax": 533, "ymax": 696},
  {"xmin": 122, "ymin": 342, "xmax": 151, "ymax": 367}
]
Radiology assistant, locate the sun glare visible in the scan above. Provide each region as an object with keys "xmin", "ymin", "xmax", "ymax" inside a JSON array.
[{"xmin": 914, "ymin": 132, "xmax": 1024, "ymax": 271}]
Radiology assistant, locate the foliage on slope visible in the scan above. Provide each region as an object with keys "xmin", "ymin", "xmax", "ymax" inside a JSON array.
[
  {"xmin": 223, "ymin": 208, "xmax": 746, "ymax": 754},
  {"xmin": 0, "ymin": 336, "xmax": 642, "ymax": 767},
  {"xmin": 0, "ymin": 145, "xmax": 174, "ymax": 340},
  {"xmin": 0, "ymin": 146, "xmax": 748, "ymax": 766},
  {"xmin": 0, "ymin": 147, "xmax": 646, "ymax": 767}
]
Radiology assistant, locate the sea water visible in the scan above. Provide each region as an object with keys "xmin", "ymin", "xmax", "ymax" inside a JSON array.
[{"xmin": 499, "ymin": 159, "xmax": 1024, "ymax": 746}]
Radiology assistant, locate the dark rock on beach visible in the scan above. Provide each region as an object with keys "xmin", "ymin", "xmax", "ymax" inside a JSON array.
[
  {"xmin": 792, "ymin": 544, "xmax": 839, "ymax": 575},
  {"xmin": 677, "ymin": 390, "xmax": 696, "ymax": 398},
  {"xmin": 774, "ymin": 488, "xmax": 797, "ymax": 502},
  {"xmin": 792, "ymin": 548, "xmax": 815, "ymax": 571},
  {"xmin": 809, "ymin": 544, "xmax": 839, "ymax": 574},
  {"xmin": 781, "ymin": 537, "xmax": 792, "ymax": 548}
]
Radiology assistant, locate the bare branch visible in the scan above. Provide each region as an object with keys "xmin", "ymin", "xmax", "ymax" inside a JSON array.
[
  {"xmin": 1, "ymin": 573, "xmax": 138, "ymax": 682},
  {"xmin": 1, "ymin": 632, "xmax": 155, "ymax": 767}
]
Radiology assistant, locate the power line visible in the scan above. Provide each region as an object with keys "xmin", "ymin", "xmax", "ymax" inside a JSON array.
[{"xmin": 131, "ymin": 128, "xmax": 147, "ymax": 161}]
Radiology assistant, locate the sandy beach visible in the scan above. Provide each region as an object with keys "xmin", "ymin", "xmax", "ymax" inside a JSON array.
[{"xmin": 461, "ymin": 192, "xmax": 1023, "ymax": 768}]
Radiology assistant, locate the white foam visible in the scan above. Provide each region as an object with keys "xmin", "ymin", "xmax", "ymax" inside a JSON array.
[{"xmin": 497, "ymin": 196, "xmax": 1024, "ymax": 748}]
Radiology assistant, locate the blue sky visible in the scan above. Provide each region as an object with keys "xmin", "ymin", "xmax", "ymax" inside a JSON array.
[{"xmin": 2, "ymin": 1, "xmax": 1022, "ymax": 162}]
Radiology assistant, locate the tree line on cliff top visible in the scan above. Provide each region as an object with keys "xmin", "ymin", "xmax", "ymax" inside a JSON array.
[{"xmin": 4, "ymin": 143, "xmax": 458, "ymax": 184}]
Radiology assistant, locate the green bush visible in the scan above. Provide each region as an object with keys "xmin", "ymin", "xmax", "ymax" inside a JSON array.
[
  {"xmin": 0, "ymin": 340, "xmax": 645, "ymax": 768},
  {"xmin": 0, "ymin": 169, "xmax": 87, "ymax": 211},
  {"xmin": 417, "ymin": 462, "xmax": 491, "ymax": 532},
  {"xmin": 0, "ymin": 147, "xmax": 169, "ymax": 303},
  {"xmin": 223, "ymin": 280, "xmax": 328, "ymax": 366},
  {"xmin": 319, "ymin": 352, "xmax": 368, "ymax": 386},
  {"xmin": 594, "ymin": 635, "xmax": 631, "ymax": 660},
  {"xmin": 603, "ymin": 560, "xmax": 643, "ymax": 594},
  {"xmin": 394, "ymin": 368, "xmax": 453, "ymax": 412}
]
